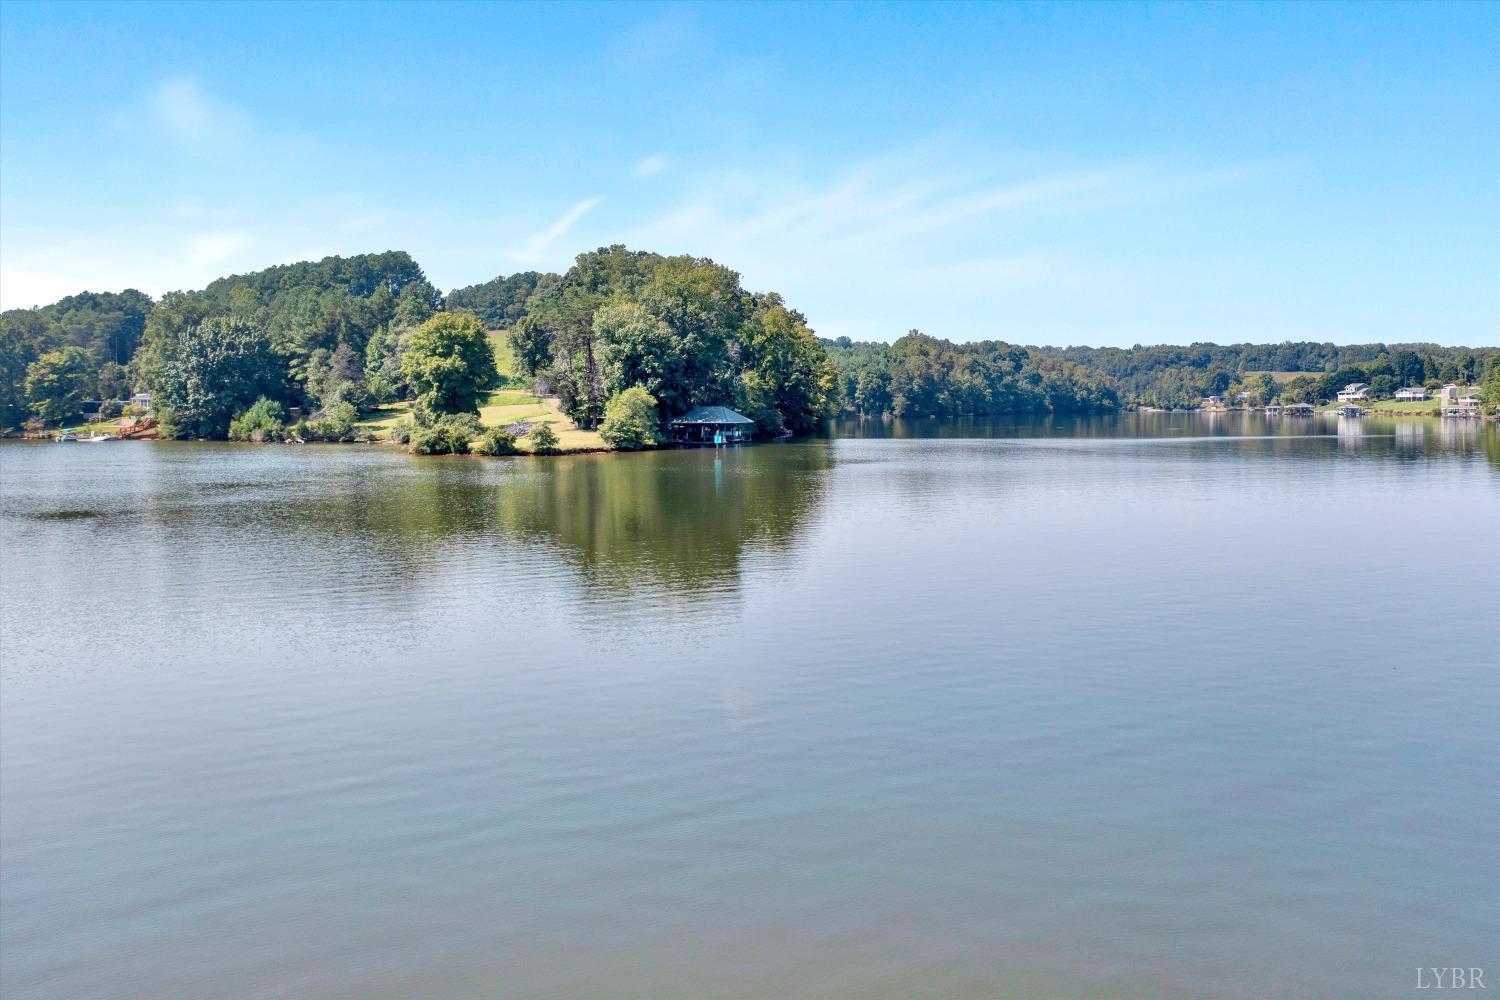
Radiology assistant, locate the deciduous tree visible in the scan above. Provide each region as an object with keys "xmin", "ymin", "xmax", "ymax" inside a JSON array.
[
  {"xmin": 400, "ymin": 312, "xmax": 497, "ymax": 414},
  {"xmin": 144, "ymin": 316, "xmax": 283, "ymax": 438},
  {"xmin": 24, "ymin": 346, "xmax": 93, "ymax": 426}
]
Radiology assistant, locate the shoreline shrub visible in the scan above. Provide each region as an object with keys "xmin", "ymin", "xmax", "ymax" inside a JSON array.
[
  {"xmin": 292, "ymin": 400, "xmax": 357, "ymax": 442},
  {"xmin": 407, "ymin": 412, "xmax": 481, "ymax": 455},
  {"xmin": 525, "ymin": 423, "xmax": 559, "ymax": 454},
  {"xmin": 228, "ymin": 397, "xmax": 287, "ymax": 442},
  {"xmin": 474, "ymin": 426, "xmax": 519, "ymax": 456},
  {"xmin": 598, "ymin": 387, "xmax": 661, "ymax": 450}
]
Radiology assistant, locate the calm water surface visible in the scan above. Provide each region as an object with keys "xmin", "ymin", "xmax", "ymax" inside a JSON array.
[{"xmin": 2, "ymin": 413, "xmax": 1497, "ymax": 999}]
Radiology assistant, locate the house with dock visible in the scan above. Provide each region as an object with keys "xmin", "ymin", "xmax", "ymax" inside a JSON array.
[
  {"xmin": 668, "ymin": 406, "xmax": 756, "ymax": 445},
  {"xmin": 1336, "ymin": 383, "xmax": 1370, "ymax": 402},
  {"xmin": 1442, "ymin": 394, "xmax": 1483, "ymax": 419},
  {"xmin": 1436, "ymin": 386, "xmax": 1485, "ymax": 418},
  {"xmin": 1394, "ymin": 386, "xmax": 1427, "ymax": 401}
]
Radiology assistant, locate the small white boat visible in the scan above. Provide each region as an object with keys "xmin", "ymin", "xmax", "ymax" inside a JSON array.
[
  {"xmin": 55, "ymin": 431, "xmax": 78, "ymax": 442},
  {"xmin": 83, "ymin": 433, "xmax": 118, "ymax": 442}
]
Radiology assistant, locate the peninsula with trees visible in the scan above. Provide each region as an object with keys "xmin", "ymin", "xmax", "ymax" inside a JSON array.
[{"xmin": 3, "ymin": 246, "xmax": 1497, "ymax": 452}]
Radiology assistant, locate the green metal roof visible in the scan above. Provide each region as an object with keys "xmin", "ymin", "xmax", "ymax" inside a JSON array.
[{"xmin": 669, "ymin": 406, "xmax": 755, "ymax": 425}]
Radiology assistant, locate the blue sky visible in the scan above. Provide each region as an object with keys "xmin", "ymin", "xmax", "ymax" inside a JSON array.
[{"xmin": 1, "ymin": 1, "xmax": 1495, "ymax": 346}]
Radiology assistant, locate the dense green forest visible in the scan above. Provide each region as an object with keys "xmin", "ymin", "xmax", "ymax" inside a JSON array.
[
  {"xmin": 444, "ymin": 271, "xmax": 556, "ymax": 330},
  {"xmin": 506, "ymin": 246, "xmax": 837, "ymax": 435},
  {"xmin": 823, "ymin": 333, "xmax": 1119, "ymax": 416},
  {"xmin": 2, "ymin": 246, "xmax": 1497, "ymax": 438},
  {"xmin": 0, "ymin": 289, "xmax": 153, "ymax": 429}
]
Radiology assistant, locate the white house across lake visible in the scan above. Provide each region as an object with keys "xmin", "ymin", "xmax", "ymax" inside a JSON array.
[{"xmin": 1336, "ymin": 382, "xmax": 1370, "ymax": 402}]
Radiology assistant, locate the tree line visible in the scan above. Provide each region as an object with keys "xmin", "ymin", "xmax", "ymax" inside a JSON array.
[
  {"xmin": 817, "ymin": 337, "xmax": 1494, "ymax": 417},
  {"xmin": 1032, "ymin": 342, "xmax": 1496, "ymax": 409},
  {"xmin": 4, "ymin": 247, "xmax": 1497, "ymax": 437},
  {"xmin": 824, "ymin": 333, "xmax": 1120, "ymax": 416}
]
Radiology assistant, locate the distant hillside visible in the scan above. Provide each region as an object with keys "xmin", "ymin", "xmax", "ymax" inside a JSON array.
[{"xmin": 445, "ymin": 271, "xmax": 559, "ymax": 330}]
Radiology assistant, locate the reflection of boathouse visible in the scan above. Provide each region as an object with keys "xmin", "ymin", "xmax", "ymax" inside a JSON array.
[
  {"xmin": 1336, "ymin": 415, "xmax": 1367, "ymax": 449},
  {"xmin": 668, "ymin": 406, "xmax": 756, "ymax": 445},
  {"xmin": 1394, "ymin": 422, "xmax": 1426, "ymax": 449}
]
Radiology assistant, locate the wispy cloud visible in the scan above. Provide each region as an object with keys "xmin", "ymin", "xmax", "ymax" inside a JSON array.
[
  {"xmin": 634, "ymin": 153, "xmax": 668, "ymax": 177},
  {"xmin": 143, "ymin": 77, "xmax": 253, "ymax": 151},
  {"xmin": 613, "ymin": 149, "xmax": 1273, "ymax": 340},
  {"xmin": 506, "ymin": 197, "xmax": 603, "ymax": 263},
  {"xmin": 188, "ymin": 230, "xmax": 249, "ymax": 267},
  {"xmin": 608, "ymin": 9, "xmax": 704, "ymax": 70}
]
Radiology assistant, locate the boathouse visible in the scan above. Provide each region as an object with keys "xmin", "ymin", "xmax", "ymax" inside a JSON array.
[{"xmin": 668, "ymin": 406, "xmax": 755, "ymax": 444}]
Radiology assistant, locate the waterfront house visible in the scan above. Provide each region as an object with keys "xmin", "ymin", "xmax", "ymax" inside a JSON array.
[
  {"xmin": 668, "ymin": 406, "xmax": 756, "ymax": 444},
  {"xmin": 1201, "ymin": 395, "xmax": 1225, "ymax": 409},
  {"xmin": 128, "ymin": 392, "xmax": 153, "ymax": 414},
  {"xmin": 1437, "ymin": 384, "xmax": 1459, "ymax": 404},
  {"xmin": 1394, "ymin": 387, "xmax": 1427, "ymax": 401},
  {"xmin": 1336, "ymin": 383, "xmax": 1370, "ymax": 402},
  {"xmin": 1440, "ymin": 393, "xmax": 1482, "ymax": 419}
]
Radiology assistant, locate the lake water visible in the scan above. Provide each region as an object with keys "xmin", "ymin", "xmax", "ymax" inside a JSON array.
[{"xmin": 2, "ymin": 413, "xmax": 1496, "ymax": 999}]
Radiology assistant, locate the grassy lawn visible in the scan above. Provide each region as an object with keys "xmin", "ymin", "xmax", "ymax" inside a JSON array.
[
  {"xmin": 479, "ymin": 392, "xmax": 606, "ymax": 452},
  {"xmin": 62, "ymin": 420, "xmax": 124, "ymax": 434},
  {"xmin": 357, "ymin": 390, "xmax": 607, "ymax": 453},
  {"xmin": 487, "ymin": 329, "xmax": 521, "ymax": 385},
  {"xmin": 1309, "ymin": 398, "xmax": 1443, "ymax": 415},
  {"xmin": 354, "ymin": 402, "xmax": 413, "ymax": 437},
  {"xmin": 1367, "ymin": 398, "xmax": 1439, "ymax": 414},
  {"xmin": 479, "ymin": 387, "xmax": 537, "ymax": 409},
  {"xmin": 48, "ymin": 417, "xmax": 156, "ymax": 436}
]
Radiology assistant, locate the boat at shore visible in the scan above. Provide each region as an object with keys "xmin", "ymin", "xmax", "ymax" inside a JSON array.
[
  {"xmin": 83, "ymin": 433, "xmax": 118, "ymax": 442},
  {"xmin": 54, "ymin": 431, "xmax": 78, "ymax": 442}
]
